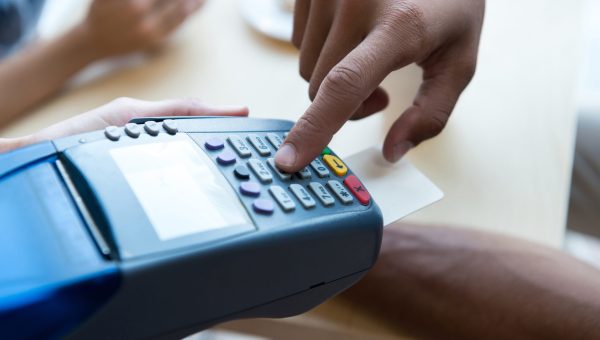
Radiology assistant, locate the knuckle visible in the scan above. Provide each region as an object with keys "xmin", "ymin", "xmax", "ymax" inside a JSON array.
[
  {"xmin": 426, "ymin": 110, "xmax": 450, "ymax": 138},
  {"xmin": 379, "ymin": 2, "xmax": 427, "ymax": 55},
  {"xmin": 294, "ymin": 113, "xmax": 329, "ymax": 142},
  {"xmin": 323, "ymin": 65, "xmax": 365, "ymax": 99}
]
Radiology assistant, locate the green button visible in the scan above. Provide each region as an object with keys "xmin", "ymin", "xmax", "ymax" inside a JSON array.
[{"xmin": 321, "ymin": 147, "xmax": 332, "ymax": 155}]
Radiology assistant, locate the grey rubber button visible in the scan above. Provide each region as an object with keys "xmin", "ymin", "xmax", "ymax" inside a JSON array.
[
  {"xmin": 290, "ymin": 184, "xmax": 316, "ymax": 209},
  {"xmin": 144, "ymin": 121, "xmax": 160, "ymax": 136},
  {"xmin": 104, "ymin": 126, "xmax": 121, "ymax": 141},
  {"xmin": 162, "ymin": 119, "xmax": 178, "ymax": 134},
  {"xmin": 124, "ymin": 123, "xmax": 141, "ymax": 138},
  {"xmin": 269, "ymin": 186, "xmax": 296, "ymax": 212},
  {"xmin": 296, "ymin": 167, "xmax": 312, "ymax": 180},
  {"xmin": 266, "ymin": 133, "xmax": 284, "ymax": 150},
  {"xmin": 228, "ymin": 135, "xmax": 252, "ymax": 157},
  {"xmin": 308, "ymin": 182, "xmax": 335, "ymax": 206},
  {"xmin": 247, "ymin": 134, "xmax": 271, "ymax": 156},
  {"xmin": 248, "ymin": 159, "xmax": 273, "ymax": 183},
  {"xmin": 327, "ymin": 180, "xmax": 354, "ymax": 205},
  {"xmin": 310, "ymin": 158, "xmax": 330, "ymax": 178}
]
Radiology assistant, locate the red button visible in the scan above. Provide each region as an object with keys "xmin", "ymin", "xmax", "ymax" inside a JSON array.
[{"xmin": 344, "ymin": 175, "xmax": 370, "ymax": 205}]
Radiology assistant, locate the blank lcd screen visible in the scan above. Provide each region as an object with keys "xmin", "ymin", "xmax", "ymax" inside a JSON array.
[{"xmin": 110, "ymin": 137, "xmax": 250, "ymax": 241}]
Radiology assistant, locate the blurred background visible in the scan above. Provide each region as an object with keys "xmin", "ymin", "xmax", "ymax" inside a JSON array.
[{"xmin": 0, "ymin": 0, "xmax": 598, "ymax": 338}]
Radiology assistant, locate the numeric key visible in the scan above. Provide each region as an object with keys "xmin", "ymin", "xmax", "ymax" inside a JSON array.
[
  {"xmin": 228, "ymin": 135, "xmax": 252, "ymax": 157},
  {"xmin": 248, "ymin": 159, "xmax": 273, "ymax": 183},
  {"xmin": 247, "ymin": 134, "xmax": 271, "ymax": 156}
]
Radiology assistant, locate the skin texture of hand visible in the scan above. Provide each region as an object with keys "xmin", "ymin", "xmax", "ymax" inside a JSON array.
[
  {"xmin": 81, "ymin": 0, "xmax": 205, "ymax": 59},
  {"xmin": 342, "ymin": 223, "xmax": 600, "ymax": 339},
  {"xmin": 0, "ymin": 0, "xmax": 204, "ymax": 127},
  {"xmin": 275, "ymin": 0, "xmax": 485, "ymax": 172},
  {"xmin": 0, "ymin": 98, "xmax": 248, "ymax": 153}
]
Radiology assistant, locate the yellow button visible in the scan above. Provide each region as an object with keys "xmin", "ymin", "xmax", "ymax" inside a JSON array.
[{"xmin": 323, "ymin": 155, "xmax": 348, "ymax": 176}]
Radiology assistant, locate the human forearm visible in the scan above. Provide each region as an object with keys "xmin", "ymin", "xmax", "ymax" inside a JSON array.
[
  {"xmin": 343, "ymin": 224, "xmax": 600, "ymax": 339},
  {"xmin": 0, "ymin": 24, "xmax": 98, "ymax": 127}
]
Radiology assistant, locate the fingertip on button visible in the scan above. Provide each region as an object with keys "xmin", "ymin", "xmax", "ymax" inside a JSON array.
[{"xmin": 275, "ymin": 143, "xmax": 297, "ymax": 169}]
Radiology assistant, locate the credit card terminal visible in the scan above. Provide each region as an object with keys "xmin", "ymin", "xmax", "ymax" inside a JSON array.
[{"xmin": 0, "ymin": 117, "xmax": 383, "ymax": 339}]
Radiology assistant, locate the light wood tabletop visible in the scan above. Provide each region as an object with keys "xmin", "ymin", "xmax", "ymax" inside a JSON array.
[{"xmin": 0, "ymin": 0, "xmax": 583, "ymax": 338}]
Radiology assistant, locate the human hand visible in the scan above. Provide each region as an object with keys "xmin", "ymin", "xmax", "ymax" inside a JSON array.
[
  {"xmin": 0, "ymin": 98, "xmax": 247, "ymax": 152},
  {"xmin": 275, "ymin": 0, "xmax": 485, "ymax": 172},
  {"xmin": 79, "ymin": 0, "xmax": 204, "ymax": 59}
]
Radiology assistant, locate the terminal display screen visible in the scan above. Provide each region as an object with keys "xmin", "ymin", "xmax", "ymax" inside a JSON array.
[{"xmin": 110, "ymin": 137, "xmax": 250, "ymax": 241}]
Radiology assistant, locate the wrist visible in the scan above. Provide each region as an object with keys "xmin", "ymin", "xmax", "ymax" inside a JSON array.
[{"xmin": 64, "ymin": 23, "xmax": 104, "ymax": 65}]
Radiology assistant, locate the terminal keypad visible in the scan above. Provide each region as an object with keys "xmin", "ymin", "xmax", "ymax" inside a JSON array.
[{"xmin": 202, "ymin": 131, "xmax": 372, "ymax": 218}]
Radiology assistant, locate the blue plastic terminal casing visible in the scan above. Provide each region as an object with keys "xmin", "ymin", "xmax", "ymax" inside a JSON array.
[{"xmin": 0, "ymin": 117, "xmax": 383, "ymax": 339}]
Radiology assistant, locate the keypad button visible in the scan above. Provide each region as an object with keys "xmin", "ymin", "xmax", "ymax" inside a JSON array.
[
  {"xmin": 327, "ymin": 180, "xmax": 354, "ymax": 205},
  {"xmin": 104, "ymin": 126, "xmax": 121, "ymax": 141},
  {"xmin": 267, "ymin": 158, "xmax": 291, "ymax": 181},
  {"xmin": 228, "ymin": 135, "xmax": 252, "ymax": 158},
  {"xmin": 248, "ymin": 159, "xmax": 273, "ymax": 183},
  {"xmin": 344, "ymin": 175, "xmax": 370, "ymax": 205},
  {"xmin": 240, "ymin": 181, "xmax": 261, "ymax": 197},
  {"xmin": 321, "ymin": 147, "xmax": 332, "ymax": 155},
  {"xmin": 310, "ymin": 158, "xmax": 330, "ymax": 178},
  {"xmin": 162, "ymin": 119, "xmax": 178, "ymax": 134},
  {"xmin": 290, "ymin": 184, "xmax": 316, "ymax": 209},
  {"xmin": 124, "ymin": 123, "xmax": 141, "ymax": 138},
  {"xmin": 234, "ymin": 165, "xmax": 250, "ymax": 180},
  {"xmin": 205, "ymin": 137, "xmax": 225, "ymax": 150},
  {"xmin": 266, "ymin": 133, "xmax": 284, "ymax": 149},
  {"xmin": 253, "ymin": 199, "xmax": 274, "ymax": 215},
  {"xmin": 144, "ymin": 121, "xmax": 160, "ymax": 136},
  {"xmin": 247, "ymin": 134, "xmax": 271, "ymax": 156},
  {"xmin": 269, "ymin": 186, "xmax": 296, "ymax": 212},
  {"xmin": 296, "ymin": 167, "xmax": 312, "ymax": 180},
  {"xmin": 308, "ymin": 182, "xmax": 335, "ymax": 207},
  {"xmin": 323, "ymin": 155, "xmax": 348, "ymax": 176},
  {"xmin": 217, "ymin": 150, "xmax": 236, "ymax": 166},
  {"xmin": 283, "ymin": 132, "xmax": 289, "ymax": 139}
]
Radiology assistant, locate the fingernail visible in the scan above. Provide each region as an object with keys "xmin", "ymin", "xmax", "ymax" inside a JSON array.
[
  {"xmin": 275, "ymin": 143, "xmax": 297, "ymax": 168},
  {"xmin": 391, "ymin": 141, "xmax": 413, "ymax": 162}
]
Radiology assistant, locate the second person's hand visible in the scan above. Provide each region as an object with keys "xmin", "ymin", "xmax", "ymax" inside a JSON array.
[
  {"xmin": 276, "ymin": 0, "xmax": 485, "ymax": 172},
  {"xmin": 80, "ymin": 0, "xmax": 205, "ymax": 59}
]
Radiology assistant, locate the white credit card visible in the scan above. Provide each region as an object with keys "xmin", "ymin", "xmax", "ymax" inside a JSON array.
[{"xmin": 344, "ymin": 147, "xmax": 444, "ymax": 226}]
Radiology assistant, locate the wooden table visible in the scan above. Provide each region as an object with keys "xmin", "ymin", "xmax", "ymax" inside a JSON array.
[{"xmin": 1, "ymin": 0, "xmax": 583, "ymax": 338}]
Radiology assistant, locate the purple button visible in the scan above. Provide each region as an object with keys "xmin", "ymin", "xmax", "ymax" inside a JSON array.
[
  {"xmin": 217, "ymin": 150, "xmax": 236, "ymax": 165},
  {"xmin": 240, "ymin": 181, "xmax": 261, "ymax": 197},
  {"xmin": 253, "ymin": 199, "xmax": 274, "ymax": 214},
  {"xmin": 205, "ymin": 137, "xmax": 225, "ymax": 150}
]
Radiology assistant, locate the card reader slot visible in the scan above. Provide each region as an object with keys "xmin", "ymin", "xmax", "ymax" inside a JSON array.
[{"xmin": 55, "ymin": 160, "xmax": 112, "ymax": 258}]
